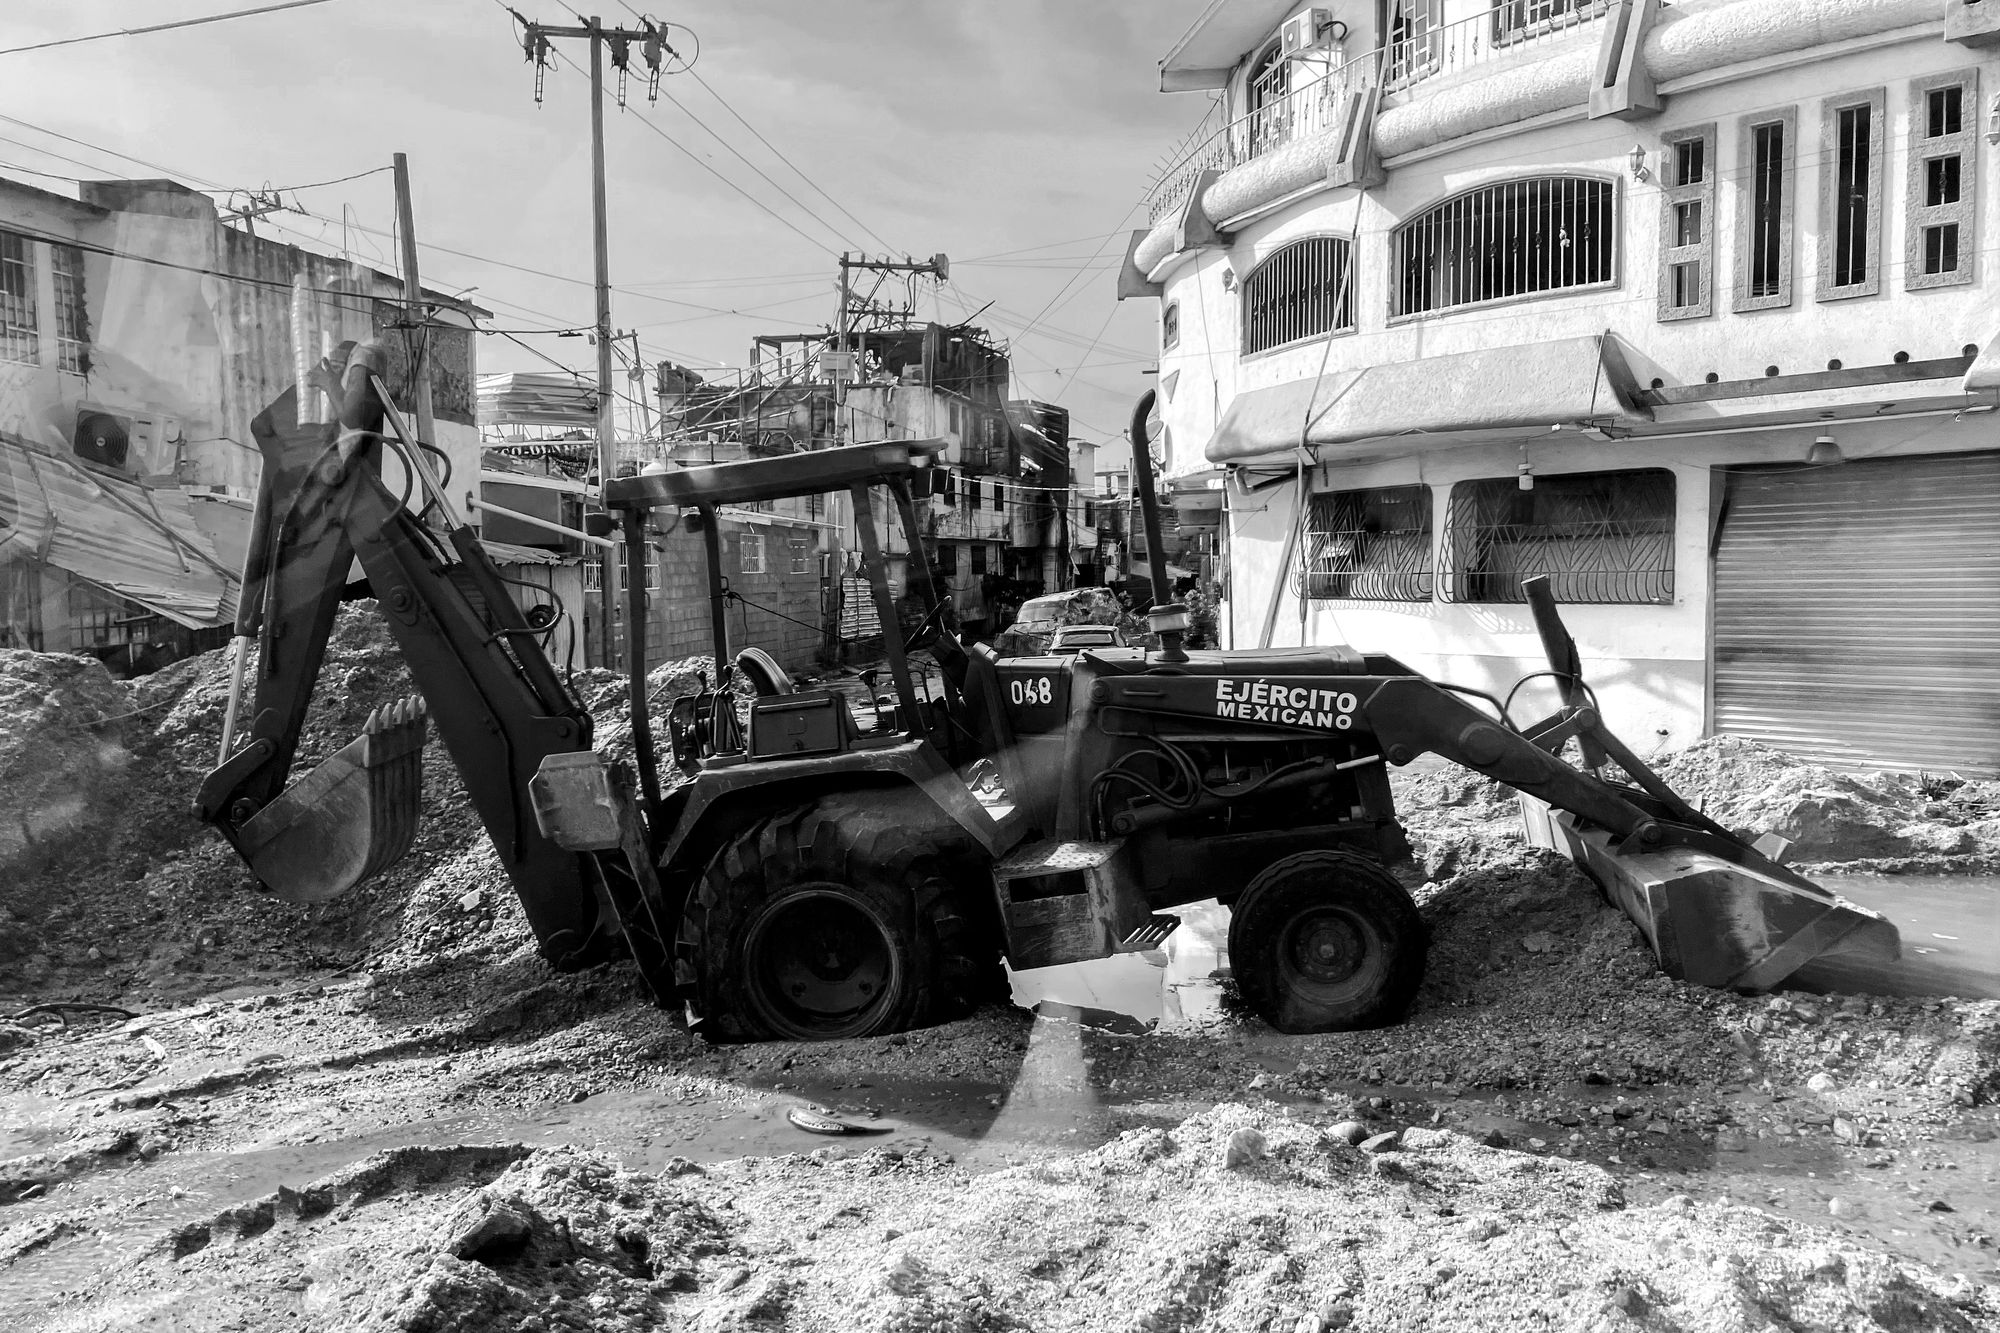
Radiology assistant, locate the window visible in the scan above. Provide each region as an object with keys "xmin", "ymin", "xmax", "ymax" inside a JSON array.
[
  {"xmin": 0, "ymin": 231, "xmax": 37, "ymax": 365},
  {"xmin": 948, "ymin": 401, "xmax": 962, "ymax": 434},
  {"xmin": 1241, "ymin": 235, "xmax": 1354, "ymax": 355},
  {"xmin": 971, "ymin": 543, "xmax": 988, "ymax": 575},
  {"xmin": 941, "ymin": 469, "xmax": 957, "ymax": 507},
  {"xmin": 1302, "ymin": 485, "xmax": 1434, "ymax": 601},
  {"xmin": 992, "ymin": 480, "xmax": 1005, "ymax": 509},
  {"xmin": 1494, "ymin": 0, "xmax": 1610, "ymax": 44},
  {"xmin": 1907, "ymin": 71, "xmax": 1977, "ymax": 290},
  {"xmin": 1734, "ymin": 108, "xmax": 1796, "ymax": 311},
  {"xmin": 967, "ymin": 475, "xmax": 980, "ymax": 510},
  {"xmin": 935, "ymin": 542, "xmax": 958, "ymax": 576},
  {"xmin": 49, "ymin": 244, "xmax": 86, "ymax": 373},
  {"xmin": 1384, "ymin": 0, "xmax": 1443, "ymax": 86},
  {"xmin": 1392, "ymin": 177, "xmax": 1616, "ymax": 318},
  {"xmin": 1243, "ymin": 41, "xmax": 1291, "ymax": 159},
  {"xmin": 1657, "ymin": 124, "xmax": 1715, "ymax": 321},
  {"xmin": 67, "ymin": 582, "xmax": 160, "ymax": 652},
  {"xmin": 582, "ymin": 558, "xmax": 603, "ymax": 594},
  {"xmin": 739, "ymin": 531, "xmax": 765, "ymax": 575},
  {"xmin": 640, "ymin": 552, "xmax": 659, "ymax": 592},
  {"xmin": 1442, "ymin": 469, "xmax": 1674, "ymax": 605},
  {"xmin": 1162, "ymin": 301, "xmax": 1181, "ymax": 350},
  {"xmin": 1818, "ymin": 88, "xmax": 1884, "ymax": 300},
  {"xmin": 789, "ymin": 535, "xmax": 811, "ymax": 574}
]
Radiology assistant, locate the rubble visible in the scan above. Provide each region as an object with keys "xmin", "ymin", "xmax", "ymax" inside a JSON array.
[{"xmin": 42, "ymin": 1108, "xmax": 2000, "ymax": 1332}]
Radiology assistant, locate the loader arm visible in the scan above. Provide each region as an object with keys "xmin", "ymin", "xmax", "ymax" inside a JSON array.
[{"xmin": 194, "ymin": 343, "xmax": 677, "ymax": 980}]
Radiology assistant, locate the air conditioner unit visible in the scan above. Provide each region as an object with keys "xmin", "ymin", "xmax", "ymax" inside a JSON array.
[
  {"xmin": 1278, "ymin": 6, "xmax": 1334, "ymax": 57},
  {"xmin": 73, "ymin": 405, "xmax": 174, "ymax": 474}
]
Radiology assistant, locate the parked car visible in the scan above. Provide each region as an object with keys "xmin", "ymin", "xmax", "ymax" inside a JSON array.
[
  {"xmin": 996, "ymin": 587, "xmax": 1123, "ymax": 656},
  {"xmin": 1047, "ymin": 623, "xmax": 1126, "ymax": 652}
]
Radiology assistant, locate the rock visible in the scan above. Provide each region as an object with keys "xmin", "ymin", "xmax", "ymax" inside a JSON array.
[
  {"xmin": 1520, "ymin": 931, "xmax": 1557, "ymax": 954},
  {"xmin": 1247, "ymin": 1073, "xmax": 1270, "ymax": 1092},
  {"xmin": 1327, "ymin": 1120, "xmax": 1368, "ymax": 1146},
  {"xmin": 1465, "ymin": 1218, "xmax": 1505, "ymax": 1241},
  {"xmin": 441, "ymin": 1193, "xmax": 536, "ymax": 1263},
  {"xmin": 1223, "ymin": 1127, "xmax": 1268, "ymax": 1168},
  {"xmin": 881, "ymin": 1251, "xmax": 927, "ymax": 1296},
  {"xmin": 457, "ymin": 889, "xmax": 482, "ymax": 913},
  {"xmin": 1926, "ymin": 1199, "xmax": 1955, "ymax": 1212},
  {"xmin": 1607, "ymin": 1284, "xmax": 1646, "ymax": 1316},
  {"xmin": 1479, "ymin": 1129, "xmax": 1509, "ymax": 1149},
  {"xmin": 1833, "ymin": 1117, "xmax": 1860, "ymax": 1144},
  {"xmin": 1828, "ymin": 1197, "xmax": 1854, "ymax": 1219},
  {"xmin": 1358, "ymin": 1131, "xmax": 1401, "ymax": 1154},
  {"xmin": 1297, "ymin": 1296, "xmax": 1355, "ymax": 1332},
  {"xmin": 1806, "ymin": 1073, "xmax": 1837, "ymax": 1093}
]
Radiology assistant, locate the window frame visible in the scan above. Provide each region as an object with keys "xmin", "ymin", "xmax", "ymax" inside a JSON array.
[
  {"xmin": 1162, "ymin": 300, "xmax": 1181, "ymax": 350},
  {"xmin": 1817, "ymin": 86, "xmax": 1886, "ymax": 302},
  {"xmin": 1906, "ymin": 69, "xmax": 1978, "ymax": 291},
  {"xmin": 1441, "ymin": 467, "xmax": 1676, "ymax": 606},
  {"xmin": 789, "ymin": 535, "xmax": 811, "ymax": 575},
  {"xmin": 1389, "ymin": 174, "xmax": 1621, "ymax": 322},
  {"xmin": 1492, "ymin": 0, "xmax": 1612, "ymax": 47},
  {"xmin": 0, "ymin": 230, "xmax": 39, "ymax": 365},
  {"xmin": 1657, "ymin": 122, "xmax": 1716, "ymax": 322},
  {"xmin": 1240, "ymin": 233, "xmax": 1356, "ymax": 357},
  {"xmin": 738, "ymin": 530, "xmax": 765, "ymax": 575},
  {"xmin": 1300, "ymin": 484, "xmax": 1436, "ymax": 603},
  {"xmin": 49, "ymin": 243, "xmax": 86, "ymax": 374},
  {"xmin": 1733, "ymin": 106, "xmax": 1797, "ymax": 312}
]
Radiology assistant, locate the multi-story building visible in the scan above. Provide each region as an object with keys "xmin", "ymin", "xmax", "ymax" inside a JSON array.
[
  {"xmin": 1126, "ymin": 0, "xmax": 2000, "ymax": 774},
  {"xmin": 0, "ymin": 175, "xmax": 482, "ymax": 667}
]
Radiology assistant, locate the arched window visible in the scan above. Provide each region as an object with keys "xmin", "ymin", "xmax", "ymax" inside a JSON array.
[
  {"xmin": 1243, "ymin": 40, "xmax": 1292, "ymax": 158},
  {"xmin": 1162, "ymin": 301, "xmax": 1181, "ymax": 350},
  {"xmin": 1241, "ymin": 236, "xmax": 1354, "ymax": 354},
  {"xmin": 1391, "ymin": 176, "xmax": 1616, "ymax": 318}
]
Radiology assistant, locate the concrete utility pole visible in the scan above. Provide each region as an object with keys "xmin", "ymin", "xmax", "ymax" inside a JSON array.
[{"xmin": 516, "ymin": 12, "xmax": 670, "ymax": 670}]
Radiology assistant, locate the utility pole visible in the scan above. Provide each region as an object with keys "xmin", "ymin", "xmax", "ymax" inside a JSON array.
[
  {"xmin": 515, "ymin": 12, "xmax": 669, "ymax": 494},
  {"xmin": 391, "ymin": 152, "xmax": 439, "ymax": 467},
  {"xmin": 516, "ymin": 12, "xmax": 670, "ymax": 669}
]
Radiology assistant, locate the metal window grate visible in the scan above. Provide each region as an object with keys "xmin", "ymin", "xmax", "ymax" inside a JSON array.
[
  {"xmin": 1749, "ymin": 122, "xmax": 1786, "ymax": 296},
  {"xmin": 789, "ymin": 536, "xmax": 810, "ymax": 574},
  {"xmin": 1242, "ymin": 236, "xmax": 1353, "ymax": 355},
  {"xmin": 1301, "ymin": 486, "xmax": 1434, "ymax": 601},
  {"xmin": 1442, "ymin": 469, "xmax": 1675, "ymax": 604},
  {"xmin": 1392, "ymin": 177, "xmax": 1615, "ymax": 318},
  {"xmin": 1906, "ymin": 71, "xmax": 1976, "ymax": 291},
  {"xmin": 1832, "ymin": 105, "xmax": 1873, "ymax": 288},
  {"xmin": 0, "ymin": 231, "xmax": 37, "ymax": 364},
  {"xmin": 1657, "ymin": 124, "xmax": 1715, "ymax": 321},
  {"xmin": 739, "ymin": 532, "xmax": 765, "ymax": 574},
  {"xmin": 50, "ymin": 243, "xmax": 86, "ymax": 374},
  {"xmin": 1494, "ymin": 0, "xmax": 1609, "ymax": 43}
]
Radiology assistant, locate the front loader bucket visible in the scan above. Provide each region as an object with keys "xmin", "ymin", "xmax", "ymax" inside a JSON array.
[
  {"xmin": 239, "ymin": 696, "xmax": 428, "ymax": 903},
  {"xmin": 1536, "ymin": 808, "xmax": 1900, "ymax": 991}
]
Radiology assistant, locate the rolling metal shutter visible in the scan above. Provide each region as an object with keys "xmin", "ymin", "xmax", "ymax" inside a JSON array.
[{"xmin": 1712, "ymin": 451, "xmax": 2000, "ymax": 775}]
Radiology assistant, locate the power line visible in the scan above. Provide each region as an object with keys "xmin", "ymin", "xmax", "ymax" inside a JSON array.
[{"xmin": 0, "ymin": 0, "xmax": 344, "ymax": 58}]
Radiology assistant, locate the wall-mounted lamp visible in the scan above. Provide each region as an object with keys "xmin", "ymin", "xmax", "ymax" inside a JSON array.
[
  {"xmin": 1806, "ymin": 433, "xmax": 1845, "ymax": 466},
  {"xmin": 1627, "ymin": 144, "xmax": 1650, "ymax": 182},
  {"xmin": 1517, "ymin": 443, "xmax": 1534, "ymax": 491},
  {"xmin": 1220, "ymin": 266, "xmax": 1237, "ymax": 292}
]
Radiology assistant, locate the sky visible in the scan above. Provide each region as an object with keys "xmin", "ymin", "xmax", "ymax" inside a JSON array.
[{"xmin": 1, "ymin": 0, "xmax": 1219, "ymax": 462}]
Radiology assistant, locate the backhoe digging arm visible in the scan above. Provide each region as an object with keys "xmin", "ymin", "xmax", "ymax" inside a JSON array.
[{"xmin": 194, "ymin": 342, "xmax": 676, "ymax": 981}]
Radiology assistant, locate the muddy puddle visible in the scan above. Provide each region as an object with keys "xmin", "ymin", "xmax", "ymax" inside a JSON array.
[{"xmin": 1795, "ymin": 873, "xmax": 2000, "ymax": 999}]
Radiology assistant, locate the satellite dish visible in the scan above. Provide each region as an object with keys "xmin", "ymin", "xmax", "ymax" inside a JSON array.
[{"xmin": 929, "ymin": 253, "xmax": 950, "ymax": 281}]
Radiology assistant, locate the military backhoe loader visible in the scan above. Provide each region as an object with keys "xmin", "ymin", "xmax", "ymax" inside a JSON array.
[{"xmin": 195, "ymin": 342, "xmax": 1898, "ymax": 1040}]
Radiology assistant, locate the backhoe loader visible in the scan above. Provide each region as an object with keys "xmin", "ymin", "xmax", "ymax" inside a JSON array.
[{"xmin": 194, "ymin": 341, "xmax": 1898, "ymax": 1040}]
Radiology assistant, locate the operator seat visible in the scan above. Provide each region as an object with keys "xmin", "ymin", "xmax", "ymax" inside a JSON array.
[{"xmin": 735, "ymin": 646, "xmax": 794, "ymax": 697}]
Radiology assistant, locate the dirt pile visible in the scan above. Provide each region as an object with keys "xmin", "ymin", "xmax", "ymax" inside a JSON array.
[
  {"xmin": 1393, "ymin": 735, "xmax": 2000, "ymax": 872},
  {"xmin": 0, "ymin": 651, "xmax": 134, "ymax": 877},
  {"xmin": 62, "ymin": 1106, "xmax": 1996, "ymax": 1332}
]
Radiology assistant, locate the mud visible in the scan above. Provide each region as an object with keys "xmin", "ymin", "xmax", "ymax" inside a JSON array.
[{"xmin": 1, "ymin": 630, "xmax": 1998, "ymax": 1329}]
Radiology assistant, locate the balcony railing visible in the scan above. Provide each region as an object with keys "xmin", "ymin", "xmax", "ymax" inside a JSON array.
[
  {"xmin": 1384, "ymin": 0, "xmax": 1610, "ymax": 89},
  {"xmin": 1146, "ymin": 52, "xmax": 1378, "ymax": 224},
  {"xmin": 1143, "ymin": 2, "xmax": 1612, "ymax": 226}
]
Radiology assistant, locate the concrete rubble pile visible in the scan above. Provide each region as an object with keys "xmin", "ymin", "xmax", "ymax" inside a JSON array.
[{"xmin": 43, "ymin": 1107, "xmax": 1994, "ymax": 1332}]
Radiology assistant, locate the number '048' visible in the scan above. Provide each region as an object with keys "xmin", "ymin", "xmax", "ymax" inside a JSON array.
[{"xmin": 1009, "ymin": 677, "xmax": 1054, "ymax": 706}]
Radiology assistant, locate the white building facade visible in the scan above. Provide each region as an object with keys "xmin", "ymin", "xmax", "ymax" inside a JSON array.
[{"xmin": 1129, "ymin": 0, "xmax": 2000, "ymax": 775}]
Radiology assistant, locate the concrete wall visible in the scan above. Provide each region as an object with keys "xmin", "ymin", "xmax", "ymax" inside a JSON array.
[{"xmin": 597, "ymin": 518, "xmax": 823, "ymax": 675}]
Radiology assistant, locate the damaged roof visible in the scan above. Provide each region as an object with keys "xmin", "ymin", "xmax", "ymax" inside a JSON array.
[{"xmin": 0, "ymin": 433, "xmax": 238, "ymax": 627}]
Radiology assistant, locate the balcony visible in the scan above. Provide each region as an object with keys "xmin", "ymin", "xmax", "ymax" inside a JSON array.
[
  {"xmin": 1384, "ymin": 0, "xmax": 1610, "ymax": 91},
  {"xmin": 1146, "ymin": 51, "xmax": 1377, "ymax": 225}
]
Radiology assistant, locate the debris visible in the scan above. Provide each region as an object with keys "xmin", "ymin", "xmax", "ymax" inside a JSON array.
[
  {"xmin": 786, "ymin": 1105, "xmax": 891, "ymax": 1137},
  {"xmin": 1358, "ymin": 1131, "xmax": 1401, "ymax": 1154},
  {"xmin": 1327, "ymin": 1120, "xmax": 1368, "ymax": 1147},
  {"xmin": 1222, "ymin": 1126, "xmax": 1268, "ymax": 1168}
]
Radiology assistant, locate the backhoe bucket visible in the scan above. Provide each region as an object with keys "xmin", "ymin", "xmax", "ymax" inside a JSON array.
[
  {"xmin": 239, "ymin": 697, "xmax": 428, "ymax": 903},
  {"xmin": 1528, "ymin": 803, "xmax": 1900, "ymax": 990}
]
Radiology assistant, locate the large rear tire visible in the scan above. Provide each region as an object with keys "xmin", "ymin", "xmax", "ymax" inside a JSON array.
[
  {"xmin": 1227, "ymin": 849, "xmax": 1426, "ymax": 1034},
  {"xmin": 680, "ymin": 791, "xmax": 1002, "ymax": 1042}
]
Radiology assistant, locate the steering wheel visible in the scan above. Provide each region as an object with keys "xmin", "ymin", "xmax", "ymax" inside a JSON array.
[{"xmin": 902, "ymin": 596, "xmax": 951, "ymax": 652}]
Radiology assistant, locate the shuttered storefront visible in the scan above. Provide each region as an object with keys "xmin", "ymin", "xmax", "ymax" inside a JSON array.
[{"xmin": 1712, "ymin": 450, "xmax": 2000, "ymax": 775}]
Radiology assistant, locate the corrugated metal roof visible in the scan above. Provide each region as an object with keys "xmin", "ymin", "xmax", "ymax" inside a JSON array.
[
  {"xmin": 482, "ymin": 539, "xmax": 565, "ymax": 566},
  {"xmin": 0, "ymin": 435, "xmax": 238, "ymax": 627},
  {"xmin": 477, "ymin": 372, "xmax": 598, "ymax": 428}
]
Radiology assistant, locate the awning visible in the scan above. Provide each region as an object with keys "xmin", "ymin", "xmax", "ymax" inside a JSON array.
[
  {"xmin": 0, "ymin": 435, "xmax": 238, "ymax": 627},
  {"xmin": 1205, "ymin": 334, "xmax": 1647, "ymax": 465},
  {"xmin": 481, "ymin": 539, "xmax": 565, "ymax": 566}
]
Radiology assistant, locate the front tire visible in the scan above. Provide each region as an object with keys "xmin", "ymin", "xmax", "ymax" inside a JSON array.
[
  {"xmin": 1227, "ymin": 849, "xmax": 1426, "ymax": 1034},
  {"xmin": 680, "ymin": 791, "xmax": 1000, "ymax": 1042}
]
